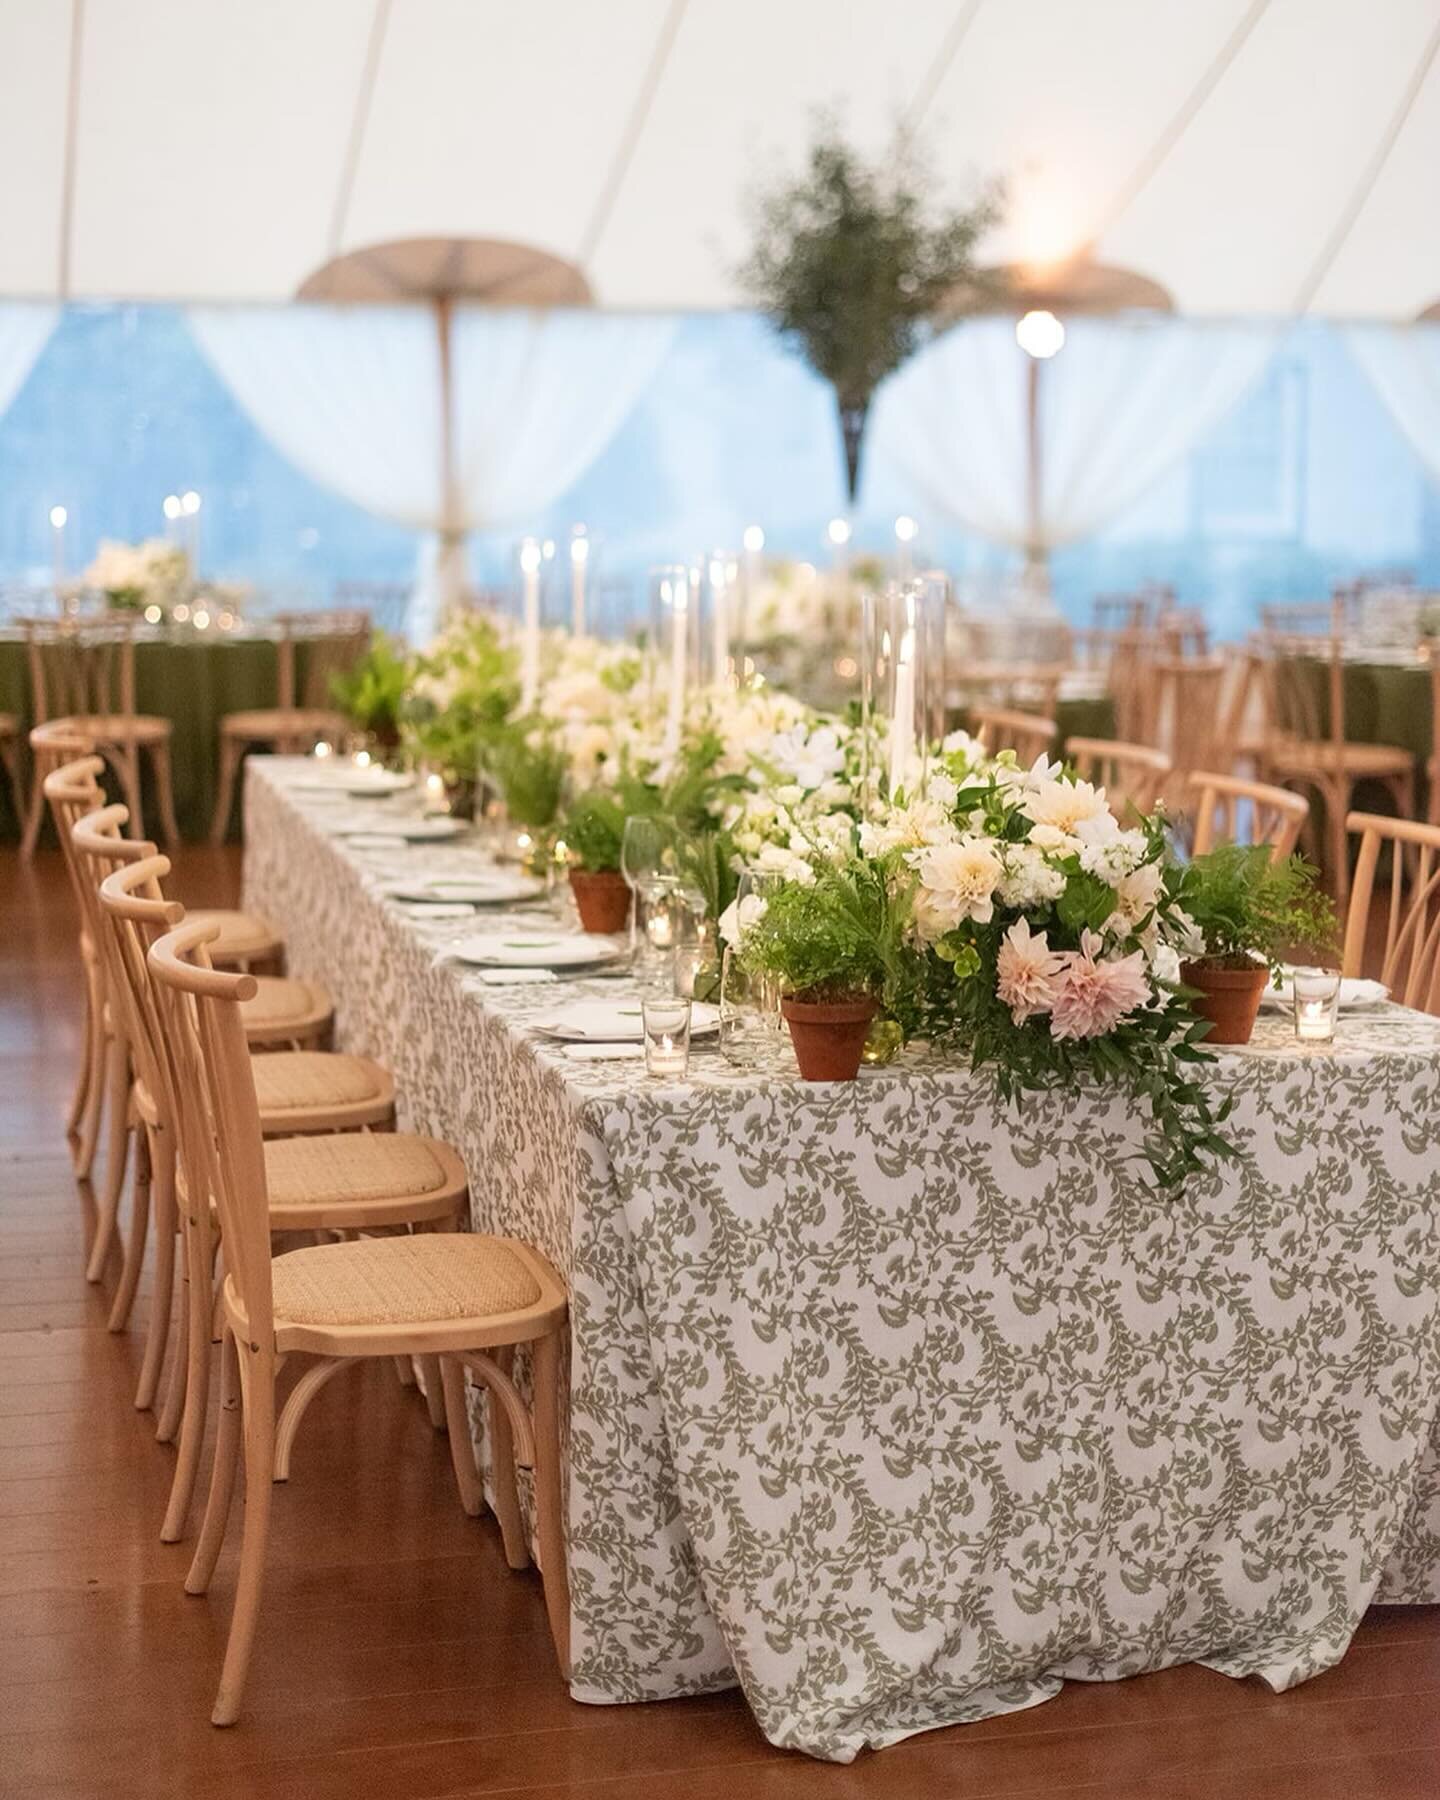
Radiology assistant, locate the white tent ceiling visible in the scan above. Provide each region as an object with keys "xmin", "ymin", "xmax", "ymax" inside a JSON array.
[{"xmin": 2, "ymin": 0, "xmax": 1439, "ymax": 317}]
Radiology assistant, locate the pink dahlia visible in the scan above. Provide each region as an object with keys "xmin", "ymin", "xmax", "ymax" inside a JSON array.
[
  {"xmin": 995, "ymin": 918, "xmax": 1064, "ymax": 1024},
  {"xmin": 1049, "ymin": 930, "xmax": 1151, "ymax": 1041}
]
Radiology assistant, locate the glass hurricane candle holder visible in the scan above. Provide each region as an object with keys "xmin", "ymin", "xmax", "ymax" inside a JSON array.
[
  {"xmin": 643, "ymin": 997, "xmax": 691, "ymax": 1079},
  {"xmin": 1292, "ymin": 966, "xmax": 1341, "ymax": 1043}
]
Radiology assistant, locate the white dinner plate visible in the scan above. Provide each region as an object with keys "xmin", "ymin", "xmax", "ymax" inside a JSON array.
[
  {"xmin": 341, "ymin": 816, "xmax": 466, "ymax": 844},
  {"xmin": 532, "ymin": 1000, "xmax": 720, "ymax": 1042},
  {"xmin": 448, "ymin": 931, "xmax": 622, "ymax": 969},
  {"xmin": 1259, "ymin": 971, "xmax": 1390, "ymax": 1011},
  {"xmin": 290, "ymin": 767, "xmax": 414, "ymax": 796},
  {"xmin": 385, "ymin": 874, "xmax": 545, "ymax": 905}
]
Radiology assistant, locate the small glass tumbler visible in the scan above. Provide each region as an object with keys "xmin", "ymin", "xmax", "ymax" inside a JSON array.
[
  {"xmin": 643, "ymin": 997, "xmax": 692, "ymax": 1079},
  {"xmin": 1292, "ymin": 966, "xmax": 1341, "ymax": 1043}
]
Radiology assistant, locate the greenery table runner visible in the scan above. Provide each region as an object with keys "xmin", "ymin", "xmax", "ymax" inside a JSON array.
[{"xmin": 243, "ymin": 758, "xmax": 1440, "ymax": 1762}]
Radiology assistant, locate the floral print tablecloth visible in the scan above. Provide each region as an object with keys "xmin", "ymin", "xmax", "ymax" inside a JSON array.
[{"xmin": 245, "ymin": 758, "xmax": 1440, "ymax": 1762}]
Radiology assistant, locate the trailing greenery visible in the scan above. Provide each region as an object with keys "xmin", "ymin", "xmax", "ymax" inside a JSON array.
[
  {"xmin": 1175, "ymin": 844, "xmax": 1336, "ymax": 972},
  {"xmin": 329, "ymin": 634, "xmax": 410, "ymax": 744},
  {"xmin": 739, "ymin": 118, "xmax": 1000, "ymax": 495},
  {"xmin": 405, "ymin": 614, "xmax": 519, "ymax": 780}
]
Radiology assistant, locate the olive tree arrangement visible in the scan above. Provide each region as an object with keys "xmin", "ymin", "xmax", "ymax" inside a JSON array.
[{"xmin": 740, "ymin": 118, "xmax": 1000, "ymax": 499}]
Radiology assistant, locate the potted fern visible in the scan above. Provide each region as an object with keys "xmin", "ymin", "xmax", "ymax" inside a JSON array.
[
  {"xmin": 736, "ymin": 859, "xmax": 909, "ymax": 1080},
  {"xmin": 1175, "ymin": 844, "xmax": 1336, "ymax": 1044}
]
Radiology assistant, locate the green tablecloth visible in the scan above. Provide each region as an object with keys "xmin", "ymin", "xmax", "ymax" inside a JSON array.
[{"xmin": 0, "ymin": 634, "xmax": 293, "ymax": 845}]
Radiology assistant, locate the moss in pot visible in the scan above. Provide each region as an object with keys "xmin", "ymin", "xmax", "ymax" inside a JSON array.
[
  {"xmin": 732, "ymin": 861, "xmax": 902, "ymax": 1081},
  {"xmin": 1173, "ymin": 844, "xmax": 1336, "ymax": 1045}
]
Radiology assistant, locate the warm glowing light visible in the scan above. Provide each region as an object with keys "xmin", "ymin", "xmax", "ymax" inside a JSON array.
[
  {"xmin": 218, "ymin": 609, "xmax": 236, "ymax": 630},
  {"xmin": 172, "ymin": 603, "xmax": 190, "ymax": 624},
  {"xmin": 192, "ymin": 608, "xmax": 210, "ymax": 630},
  {"xmin": 1016, "ymin": 310, "xmax": 1066, "ymax": 359},
  {"xmin": 49, "ymin": 504, "xmax": 67, "ymax": 529},
  {"xmin": 541, "ymin": 539, "xmax": 556, "ymax": 559},
  {"xmin": 570, "ymin": 528, "xmax": 589, "ymax": 565},
  {"xmin": 425, "ymin": 772, "xmax": 444, "ymax": 794},
  {"xmin": 162, "ymin": 493, "xmax": 182, "ymax": 520},
  {"xmin": 519, "ymin": 538, "xmax": 541, "ymax": 573},
  {"xmin": 143, "ymin": 605, "xmax": 163, "ymax": 624},
  {"xmin": 834, "ymin": 655, "xmax": 858, "ymax": 679},
  {"xmin": 181, "ymin": 490, "xmax": 202, "ymax": 514},
  {"xmin": 743, "ymin": 524, "xmax": 765, "ymax": 554},
  {"xmin": 894, "ymin": 515, "xmax": 918, "ymax": 543},
  {"xmin": 352, "ymin": 749, "xmax": 371, "ymax": 769},
  {"xmin": 827, "ymin": 518, "xmax": 852, "ymax": 547},
  {"xmin": 312, "ymin": 740, "xmax": 333, "ymax": 759}
]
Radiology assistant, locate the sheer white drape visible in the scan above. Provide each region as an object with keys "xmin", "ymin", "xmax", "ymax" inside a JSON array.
[
  {"xmin": 867, "ymin": 316, "xmax": 1280, "ymax": 556},
  {"xmin": 0, "ymin": 303, "xmax": 58, "ymax": 422},
  {"xmin": 1345, "ymin": 324, "xmax": 1440, "ymax": 490},
  {"xmin": 188, "ymin": 304, "xmax": 676, "ymax": 638}
]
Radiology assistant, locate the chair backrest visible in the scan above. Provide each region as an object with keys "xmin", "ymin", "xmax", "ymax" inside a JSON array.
[
  {"xmin": 275, "ymin": 610, "xmax": 371, "ymax": 713},
  {"xmin": 148, "ymin": 923, "xmax": 272, "ymax": 1345},
  {"xmin": 40, "ymin": 752, "xmax": 105, "ymax": 916},
  {"xmin": 1261, "ymin": 599, "xmax": 1347, "ymax": 758},
  {"xmin": 1155, "ymin": 657, "xmax": 1227, "ymax": 777},
  {"xmin": 1066, "ymin": 736, "xmax": 1172, "ymax": 818},
  {"xmin": 1343, "ymin": 812, "xmax": 1440, "ymax": 1012},
  {"xmin": 22, "ymin": 616, "xmax": 138, "ymax": 723},
  {"xmin": 1186, "ymin": 771, "xmax": 1309, "ymax": 861},
  {"xmin": 971, "ymin": 706, "xmax": 1058, "ymax": 769},
  {"xmin": 70, "ymin": 804, "xmax": 157, "ymax": 1016},
  {"xmin": 1092, "ymin": 592, "xmax": 1152, "ymax": 634},
  {"xmin": 1157, "ymin": 609, "xmax": 1209, "ymax": 659},
  {"xmin": 97, "ymin": 856, "xmax": 187, "ymax": 1151}
]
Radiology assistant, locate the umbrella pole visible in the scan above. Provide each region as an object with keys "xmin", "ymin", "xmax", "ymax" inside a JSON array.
[
  {"xmin": 1024, "ymin": 353, "xmax": 1047, "ymax": 588},
  {"xmin": 435, "ymin": 294, "xmax": 463, "ymax": 619}
]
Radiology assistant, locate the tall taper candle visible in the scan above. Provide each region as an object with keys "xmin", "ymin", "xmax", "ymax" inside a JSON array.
[
  {"xmin": 664, "ymin": 571, "xmax": 688, "ymax": 756},
  {"xmin": 519, "ymin": 538, "xmax": 542, "ymax": 712},
  {"xmin": 48, "ymin": 505, "xmax": 66, "ymax": 601},
  {"xmin": 569, "ymin": 527, "xmax": 588, "ymax": 636}
]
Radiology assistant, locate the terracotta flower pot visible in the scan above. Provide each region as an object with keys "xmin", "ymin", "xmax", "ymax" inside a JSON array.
[
  {"xmin": 1181, "ymin": 957, "xmax": 1271, "ymax": 1046},
  {"xmin": 569, "ymin": 868, "xmax": 631, "ymax": 936},
  {"xmin": 781, "ymin": 994, "xmax": 879, "ymax": 1081}
]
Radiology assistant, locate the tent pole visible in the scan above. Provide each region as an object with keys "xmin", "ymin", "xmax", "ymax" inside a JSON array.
[
  {"xmin": 1024, "ymin": 353, "xmax": 1046, "ymax": 586},
  {"xmin": 435, "ymin": 293, "xmax": 462, "ymax": 620}
]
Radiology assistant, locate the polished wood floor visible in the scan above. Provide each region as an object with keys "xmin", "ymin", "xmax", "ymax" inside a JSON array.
[{"xmin": 3, "ymin": 844, "xmax": 1440, "ymax": 1799}]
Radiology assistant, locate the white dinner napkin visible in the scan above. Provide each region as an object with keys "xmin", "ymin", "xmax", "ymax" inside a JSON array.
[
  {"xmin": 400, "ymin": 902, "xmax": 474, "ymax": 919},
  {"xmin": 347, "ymin": 834, "xmax": 409, "ymax": 850},
  {"xmin": 562, "ymin": 1042, "xmax": 645, "ymax": 1061},
  {"xmin": 472, "ymin": 969, "xmax": 557, "ymax": 987}
]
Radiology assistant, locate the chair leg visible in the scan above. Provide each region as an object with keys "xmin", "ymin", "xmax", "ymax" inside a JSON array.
[
  {"xmin": 86, "ymin": 1041, "xmax": 131, "ymax": 1284},
  {"xmin": 210, "ymin": 1349, "xmax": 276, "ymax": 1726},
  {"xmin": 486, "ymin": 1347, "xmax": 530, "ymax": 1569},
  {"xmin": 108, "ymin": 1116, "xmax": 152, "ymax": 1332},
  {"xmin": 150, "ymin": 741, "xmax": 182, "ymax": 850},
  {"xmin": 209, "ymin": 737, "xmax": 242, "ymax": 847},
  {"xmin": 19, "ymin": 766, "xmax": 46, "ymax": 860},
  {"xmin": 440, "ymin": 1356, "xmax": 484, "ymax": 1518},
  {"xmin": 135, "ymin": 1130, "xmax": 176, "ymax": 1409},
  {"xmin": 161, "ymin": 1224, "xmax": 213, "ymax": 1538},
  {"xmin": 118, "ymin": 742, "xmax": 145, "ymax": 840},
  {"xmin": 417, "ymin": 1354, "xmax": 447, "ymax": 1431},
  {"xmin": 185, "ymin": 1328, "xmax": 240, "ymax": 1584},
  {"xmin": 272, "ymin": 1357, "xmax": 349, "ymax": 1481},
  {"xmin": 66, "ymin": 978, "xmax": 94, "ymax": 1145},
  {"xmin": 1329, "ymin": 781, "xmax": 1351, "ymax": 909},
  {"xmin": 530, "ymin": 1331, "xmax": 570, "ymax": 1677}
]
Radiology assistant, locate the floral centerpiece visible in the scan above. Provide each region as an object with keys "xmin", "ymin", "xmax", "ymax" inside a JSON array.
[
  {"xmin": 731, "ymin": 737, "xmax": 1244, "ymax": 1187},
  {"xmin": 83, "ymin": 538, "xmax": 190, "ymax": 615}
]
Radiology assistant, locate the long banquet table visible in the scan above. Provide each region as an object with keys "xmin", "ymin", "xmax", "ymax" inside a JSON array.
[{"xmin": 244, "ymin": 756, "xmax": 1440, "ymax": 1762}]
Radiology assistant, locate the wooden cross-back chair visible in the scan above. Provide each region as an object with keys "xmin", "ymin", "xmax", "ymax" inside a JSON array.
[
  {"xmin": 954, "ymin": 662, "xmax": 1065, "ymax": 719},
  {"xmin": 971, "ymin": 705, "xmax": 1058, "ymax": 770},
  {"xmin": 1260, "ymin": 604, "xmax": 1415, "ymax": 902},
  {"xmin": 147, "ymin": 918, "xmax": 570, "ymax": 1724},
  {"xmin": 96, "ymin": 856, "xmax": 459, "ymax": 1545},
  {"xmin": 1065, "ymin": 736, "xmax": 1172, "ymax": 820},
  {"xmin": 209, "ymin": 609, "xmax": 370, "ymax": 842},
  {"xmin": 1186, "ymin": 772, "xmax": 1310, "ymax": 862},
  {"xmin": 20, "ymin": 615, "xmax": 180, "ymax": 856},
  {"xmin": 39, "ymin": 751, "xmax": 109, "ymax": 1182},
  {"xmin": 1342, "ymin": 813, "xmax": 1440, "ymax": 1013},
  {"xmin": 1154, "ymin": 658, "xmax": 1227, "ymax": 787}
]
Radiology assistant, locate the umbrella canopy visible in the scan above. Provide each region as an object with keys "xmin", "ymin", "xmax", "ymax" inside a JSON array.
[{"xmin": 4, "ymin": 0, "xmax": 1439, "ymax": 317}]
